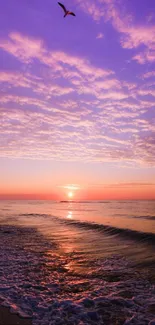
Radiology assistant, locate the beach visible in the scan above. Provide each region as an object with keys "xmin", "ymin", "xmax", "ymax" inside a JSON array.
[{"xmin": 0, "ymin": 200, "xmax": 155, "ymax": 325}]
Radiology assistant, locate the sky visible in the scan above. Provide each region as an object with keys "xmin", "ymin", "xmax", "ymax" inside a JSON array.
[{"xmin": 0, "ymin": 0, "xmax": 155, "ymax": 200}]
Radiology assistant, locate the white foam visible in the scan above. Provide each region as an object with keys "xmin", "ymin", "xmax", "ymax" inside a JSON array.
[{"xmin": 0, "ymin": 224, "xmax": 155, "ymax": 325}]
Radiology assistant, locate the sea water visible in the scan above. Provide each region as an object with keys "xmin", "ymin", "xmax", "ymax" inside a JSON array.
[{"xmin": 0, "ymin": 200, "xmax": 155, "ymax": 324}]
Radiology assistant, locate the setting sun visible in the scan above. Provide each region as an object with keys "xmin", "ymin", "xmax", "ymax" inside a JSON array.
[{"xmin": 68, "ymin": 191, "xmax": 73, "ymax": 198}]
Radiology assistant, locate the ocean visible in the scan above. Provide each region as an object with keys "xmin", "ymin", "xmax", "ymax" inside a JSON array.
[{"xmin": 0, "ymin": 200, "xmax": 155, "ymax": 325}]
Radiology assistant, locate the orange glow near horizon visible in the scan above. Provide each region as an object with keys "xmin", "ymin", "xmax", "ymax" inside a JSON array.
[{"xmin": 0, "ymin": 182, "xmax": 155, "ymax": 200}]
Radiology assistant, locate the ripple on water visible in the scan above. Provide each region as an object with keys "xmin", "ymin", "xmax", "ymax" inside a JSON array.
[{"xmin": 0, "ymin": 224, "xmax": 155, "ymax": 325}]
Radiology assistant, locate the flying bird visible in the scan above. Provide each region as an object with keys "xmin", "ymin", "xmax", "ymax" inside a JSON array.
[{"xmin": 58, "ymin": 2, "xmax": 76, "ymax": 18}]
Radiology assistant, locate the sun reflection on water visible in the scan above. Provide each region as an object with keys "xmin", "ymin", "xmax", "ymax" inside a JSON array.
[{"xmin": 66, "ymin": 211, "xmax": 73, "ymax": 219}]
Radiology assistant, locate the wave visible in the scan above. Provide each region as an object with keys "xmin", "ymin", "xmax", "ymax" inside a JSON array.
[
  {"xmin": 63, "ymin": 218, "xmax": 155, "ymax": 245},
  {"xmin": 113, "ymin": 214, "xmax": 155, "ymax": 220},
  {"xmin": 18, "ymin": 213, "xmax": 155, "ymax": 245},
  {"xmin": 131, "ymin": 215, "xmax": 155, "ymax": 220},
  {"xmin": 1, "ymin": 223, "xmax": 155, "ymax": 324}
]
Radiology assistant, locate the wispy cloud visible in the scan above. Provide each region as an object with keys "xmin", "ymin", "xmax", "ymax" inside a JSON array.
[
  {"xmin": 0, "ymin": 29, "xmax": 155, "ymax": 166},
  {"xmin": 96, "ymin": 32, "xmax": 104, "ymax": 39},
  {"xmin": 142, "ymin": 71, "xmax": 155, "ymax": 79},
  {"xmin": 133, "ymin": 50, "xmax": 155, "ymax": 64},
  {"xmin": 57, "ymin": 184, "xmax": 81, "ymax": 190},
  {"xmin": 121, "ymin": 26, "xmax": 155, "ymax": 50},
  {"xmin": 0, "ymin": 32, "xmax": 113, "ymax": 79},
  {"xmin": 75, "ymin": 0, "xmax": 155, "ymax": 64}
]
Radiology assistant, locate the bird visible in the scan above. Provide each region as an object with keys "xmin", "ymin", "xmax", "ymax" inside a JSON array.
[{"xmin": 58, "ymin": 2, "xmax": 76, "ymax": 18}]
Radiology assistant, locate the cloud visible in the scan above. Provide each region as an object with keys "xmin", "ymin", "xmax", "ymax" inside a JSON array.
[
  {"xmin": 0, "ymin": 31, "xmax": 155, "ymax": 166},
  {"xmin": 138, "ymin": 89, "xmax": 155, "ymax": 98},
  {"xmin": 107, "ymin": 4, "xmax": 155, "ymax": 62},
  {"xmin": 0, "ymin": 71, "xmax": 74, "ymax": 98},
  {"xmin": 0, "ymin": 32, "xmax": 113, "ymax": 81},
  {"xmin": 1, "ymin": 103, "xmax": 154, "ymax": 165},
  {"xmin": 0, "ymin": 32, "xmax": 43, "ymax": 63},
  {"xmin": 96, "ymin": 32, "xmax": 104, "ymax": 39},
  {"xmin": 1, "ymin": 33, "xmax": 129, "ymax": 104},
  {"xmin": 133, "ymin": 50, "xmax": 155, "ymax": 64},
  {"xmin": 57, "ymin": 184, "xmax": 80, "ymax": 190},
  {"xmin": 142, "ymin": 71, "xmax": 155, "ymax": 79},
  {"xmin": 96, "ymin": 182, "xmax": 155, "ymax": 188},
  {"xmin": 75, "ymin": 0, "xmax": 104, "ymax": 21},
  {"xmin": 75, "ymin": 0, "xmax": 155, "ymax": 63},
  {"xmin": 121, "ymin": 26, "xmax": 155, "ymax": 50}
]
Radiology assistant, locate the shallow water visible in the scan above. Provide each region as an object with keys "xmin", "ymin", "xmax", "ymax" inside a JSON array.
[
  {"xmin": 1, "ymin": 200, "xmax": 155, "ymax": 233},
  {"xmin": 0, "ymin": 200, "xmax": 155, "ymax": 324}
]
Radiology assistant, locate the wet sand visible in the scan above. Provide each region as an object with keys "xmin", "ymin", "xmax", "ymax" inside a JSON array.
[{"xmin": 0, "ymin": 306, "xmax": 32, "ymax": 325}]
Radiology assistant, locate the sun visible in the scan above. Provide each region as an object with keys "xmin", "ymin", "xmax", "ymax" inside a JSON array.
[{"xmin": 68, "ymin": 191, "xmax": 73, "ymax": 198}]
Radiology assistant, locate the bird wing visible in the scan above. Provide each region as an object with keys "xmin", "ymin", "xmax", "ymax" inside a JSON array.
[
  {"xmin": 69, "ymin": 12, "xmax": 76, "ymax": 16},
  {"xmin": 58, "ymin": 2, "xmax": 67, "ymax": 13}
]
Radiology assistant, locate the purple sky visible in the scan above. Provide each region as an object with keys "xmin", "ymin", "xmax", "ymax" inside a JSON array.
[{"xmin": 0, "ymin": 0, "xmax": 155, "ymax": 199}]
